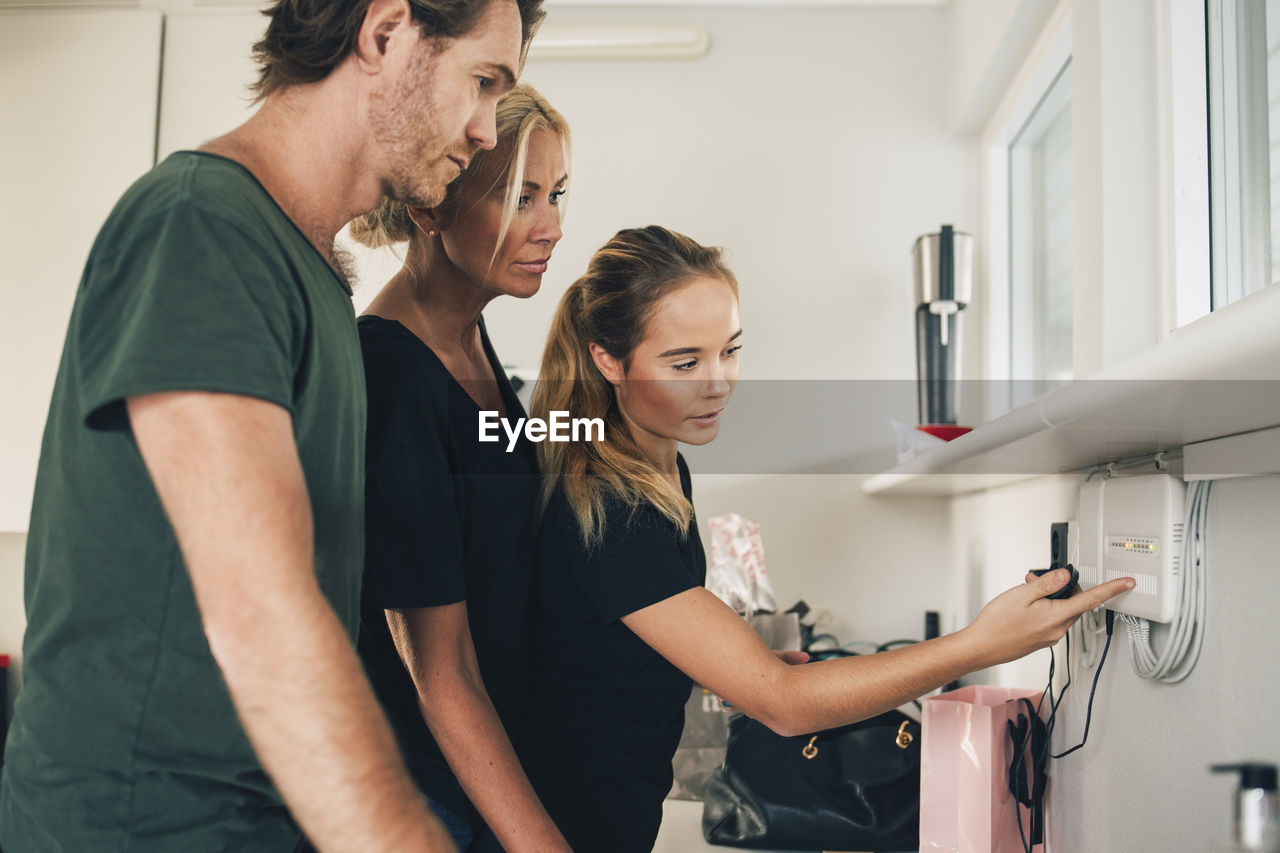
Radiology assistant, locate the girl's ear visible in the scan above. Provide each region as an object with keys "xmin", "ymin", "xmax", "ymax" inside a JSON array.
[
  {"xmin": 588, "ymin": 342, "xmax": 624, "ymax": 387},
  {"xmin": 406, "ymin": 205, "xmax": 443, "ymax": 237}
]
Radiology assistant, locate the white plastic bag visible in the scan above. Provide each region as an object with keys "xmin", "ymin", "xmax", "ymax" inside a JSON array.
[
  {"xmin": 705, "ymin": 513, "xmax": 777, "ymax": 615},
  {"xmin": 672, "ymin": 513, "xmax": 795, "ymax": 801}
]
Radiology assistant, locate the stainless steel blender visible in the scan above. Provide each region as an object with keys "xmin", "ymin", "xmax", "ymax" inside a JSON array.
[{"xmin": 913, "ymin": 224, "xmax": 973, "ymax": 426}]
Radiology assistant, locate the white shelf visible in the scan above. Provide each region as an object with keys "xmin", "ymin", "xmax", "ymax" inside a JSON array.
[{"xmin": 863, "ymin": 283, "xmax": 1280, "ymax": 496}]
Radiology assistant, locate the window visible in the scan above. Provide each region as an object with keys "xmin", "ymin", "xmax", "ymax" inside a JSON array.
[
  {"xmin": 1207, "ymin": 0, "xmax": 1280, "ymax": 307},
  {"xmin": 981, "ymin": 8, "xmax": 1073, "ymax": 419},
  {"xmin": 1008, "ymin": 60, "xmax": 1073, "ymax": 387}
]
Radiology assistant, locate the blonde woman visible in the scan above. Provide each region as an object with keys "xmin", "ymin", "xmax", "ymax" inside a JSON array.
[
  {"xmin": 349, "ymin": 84, "xmax": 571, "ymax": 852},
  {"xmin": 519, "ymin": 225, "xmax": 1135, "ymax": 852}
]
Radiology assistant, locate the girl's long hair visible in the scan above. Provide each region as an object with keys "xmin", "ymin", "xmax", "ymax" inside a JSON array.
[{"xmin": 532, "ymin": 225, "xmax": 738, "ymax": 547}]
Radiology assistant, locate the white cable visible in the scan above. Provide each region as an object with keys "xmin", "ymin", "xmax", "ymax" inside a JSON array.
[
  {"xmin": 1122, "ymin": 479, "xmax": 1210, "ymax": 682},
  {"xmin": 1068, "ymin": 522, "xmax": 1108, "ymax": 669},
  {"xmin": 1123, "ymin": 479, "xmax": 1208, "ymax": 680},
  {"xmin": 1077, "ymin": 607, "xmax": 1107, "ymax": 669}
]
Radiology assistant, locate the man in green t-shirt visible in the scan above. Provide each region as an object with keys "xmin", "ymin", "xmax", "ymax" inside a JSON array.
[{"xmin": 0, "ymin": 1, "xmax": 544, "ymax": 850}]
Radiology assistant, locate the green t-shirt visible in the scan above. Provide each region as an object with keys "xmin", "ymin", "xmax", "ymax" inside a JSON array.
[{"xmin": 0, "ymin": 152, "xmax": 366, "ymax": 851}]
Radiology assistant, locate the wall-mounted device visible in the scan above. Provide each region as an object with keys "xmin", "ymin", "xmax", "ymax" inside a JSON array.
[
  {"xmin": 1048, "ymin": 521, "xmax": 1071, "ymax": 571},
  {"xmin": 1076, "ymin": 474, "xmax": 1186, "ymax": 622},
  {"xmin": 1030, "ymin": 521, "xmax": 1079, "ymax": 599}
]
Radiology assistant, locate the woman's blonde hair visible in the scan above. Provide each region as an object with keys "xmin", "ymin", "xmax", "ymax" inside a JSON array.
[
  {"xmin": 349, "ymin": 82, "xmax": 570, "ymax": 265},
  {"xmin": 532, "ymin": 225, "xmax": 738, "ymax": 547}
]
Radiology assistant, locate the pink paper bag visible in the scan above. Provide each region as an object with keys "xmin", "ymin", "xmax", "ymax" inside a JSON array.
[{"xmin": 919, "ymin": 685, "xmax": 1044, "ymax": 853}]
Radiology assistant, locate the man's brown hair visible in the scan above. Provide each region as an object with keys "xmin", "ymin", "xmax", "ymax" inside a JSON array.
[{"xmin": 251, "ymin": 0, "xmax": 545, "ymax": 99}]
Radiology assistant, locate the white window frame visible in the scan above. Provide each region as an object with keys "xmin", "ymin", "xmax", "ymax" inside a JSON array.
[
  {"xmin": 980, "ymin": 2, "xmax": 1072, "ymax": 422},
  {"xmin": 1157, "ymin": 0, "xmax": 1213, "ymax": 331},
  {"xmin": 982, "ymin": 0, "xmax": 1216, "ymax": 415}
]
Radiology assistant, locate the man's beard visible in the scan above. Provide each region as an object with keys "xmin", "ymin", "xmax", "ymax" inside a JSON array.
[
  {"xmin": 328, "ymin": 239, "xmax": 358, "ymax": 292},
  {"xmin": 368, "ymin": 43, "xmax": 452, "ymax": 209}
]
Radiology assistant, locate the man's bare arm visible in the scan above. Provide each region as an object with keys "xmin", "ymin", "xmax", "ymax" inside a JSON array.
[{"xmin": 128, "ymin": 390, "xmax": 453, "ymax": 853}]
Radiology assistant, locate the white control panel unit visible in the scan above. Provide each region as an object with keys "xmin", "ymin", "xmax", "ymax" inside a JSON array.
[{"xmin": 1075, "ymin": 474, "xmax": 1185, "ymax": 623}]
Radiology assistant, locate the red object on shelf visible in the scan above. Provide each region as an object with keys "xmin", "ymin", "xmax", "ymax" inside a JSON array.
[
  {"xmin": 0, "ymin": 655, "xmax": 9, "ymax": 668},
  {"xmin": 917, "ymin": 424, "xmax": 973, "ymax": 442}
]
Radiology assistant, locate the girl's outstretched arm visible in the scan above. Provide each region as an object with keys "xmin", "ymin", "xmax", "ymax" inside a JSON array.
[{"xmin": 621, "ymin": 570, "xmax": 1134, "ymax": 737}]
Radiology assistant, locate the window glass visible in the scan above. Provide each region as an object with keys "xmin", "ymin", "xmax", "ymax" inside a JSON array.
[
  {"xmin": 1008, "ymin": 61, "xmax": 1073, "ymax": 388},
  {"xmin": 1207, "ymin": 0, "xmax": 1278, "ymax": 306},
  {"xmin": 1269, "ymin": 2, "xmax": 1280, "ymax": 286}
]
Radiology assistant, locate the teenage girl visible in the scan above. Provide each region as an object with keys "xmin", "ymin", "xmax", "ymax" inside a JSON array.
[{"xmin": 518, "ymin": 224, "xmax": 1134, "ymax": 852}]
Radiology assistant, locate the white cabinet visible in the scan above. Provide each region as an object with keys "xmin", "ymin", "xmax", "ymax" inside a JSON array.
[{"xmin": 0, "ymin": 9, "xmax": 162, "ymax": 531}]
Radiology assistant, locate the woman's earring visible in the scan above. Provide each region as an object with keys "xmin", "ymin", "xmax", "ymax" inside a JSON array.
[{"xmin": 427, "ymin": 229, "xmax": 437, "ymax": 238}]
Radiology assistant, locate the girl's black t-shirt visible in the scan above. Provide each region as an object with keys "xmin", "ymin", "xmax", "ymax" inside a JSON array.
[
  {"xmin": 356, "ymin": 315, "xmax": 539, "ymax": 830},
  {"xmin": 520, "ymin": 456, "xmax": 705, "ymax": 853}
]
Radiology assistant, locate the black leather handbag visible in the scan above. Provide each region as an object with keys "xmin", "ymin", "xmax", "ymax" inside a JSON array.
[{"xmin": 701, "ymin": 708, "xmax": 921, "ymax": 851}]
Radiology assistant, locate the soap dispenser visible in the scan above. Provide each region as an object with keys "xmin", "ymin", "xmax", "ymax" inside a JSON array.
[{"xmin": 1212, "ymin": 763, "xmax": 1280, "ymax": 852}]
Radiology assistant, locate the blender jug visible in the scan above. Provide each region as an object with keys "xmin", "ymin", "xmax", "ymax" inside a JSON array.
[{"xmin": 913, "ymin": 224, "xmax": 973, "ymax": 426}]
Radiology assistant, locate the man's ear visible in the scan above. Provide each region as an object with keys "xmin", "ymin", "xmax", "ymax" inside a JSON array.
[
  {"xmin": 588, "ymin": 343, "xmax": 624, "ymax": 386},
  {"xmin": 406, "ymin": 206, "xmax": 444, "ymax": 238},
  {"xmin": 354, "ymin": 0, "xmax": 413, "ymax": 73}
]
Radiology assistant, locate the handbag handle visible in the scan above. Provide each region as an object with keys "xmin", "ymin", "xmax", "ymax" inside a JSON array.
[{"xmin": 801, "ymin": 720, "xmax": 915, "ymax": 759}]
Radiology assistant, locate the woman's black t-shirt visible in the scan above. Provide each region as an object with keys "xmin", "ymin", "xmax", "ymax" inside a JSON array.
[
  {"xmin": 356, "ymin": 315, "xmax": 539, "ymax": 830},
  {"xmin": 520, "ymin": 456, "xmax": 705, "ymax": 852}
]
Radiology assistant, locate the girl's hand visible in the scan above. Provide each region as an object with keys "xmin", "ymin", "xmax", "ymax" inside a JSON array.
[{"xmin": 962, "ymin": 570, "xmax": 1134, "ymax": 667}]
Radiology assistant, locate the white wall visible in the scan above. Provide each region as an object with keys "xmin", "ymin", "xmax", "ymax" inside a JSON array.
[
  {"xmin": 0, "ymin": 9, "xmax": 162, "ymax": 533},
  {"xmin": 949, "ymin": 0, "xmax": 1061, "ymax": 133},
  {"xmin": 0, "ymin": 535, "xmax": 24, "ymax": 721},
  {"xmin": 948, "ymin": 474, "xmax": 1079, "ymax": 688},
  {"xmin": 1072, "ymin": 0, "xmax": 1165, "ymax": 376},
  {"xmin": 694, "ymin": 474, "xmax": 954, "ymax": 645},
  {"xmin": 467, "ymin": 4, "xmax": 981, "ymax": 381},
  {"xmin": 938, "ymin": 473, "xmax": 1280, "ymax": 849},
  {"xmin": 976, "ymin": 475, "xmax": 1280, "ymax": 852}
]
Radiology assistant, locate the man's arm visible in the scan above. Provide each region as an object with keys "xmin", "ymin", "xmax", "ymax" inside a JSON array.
[
  {"xmin": 128, "ymin": 390, "xmax": 453, "ymax": 853},
  {"xmin": 386, "ymin": 604, "xmax": 571, "ymax": 853}
]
